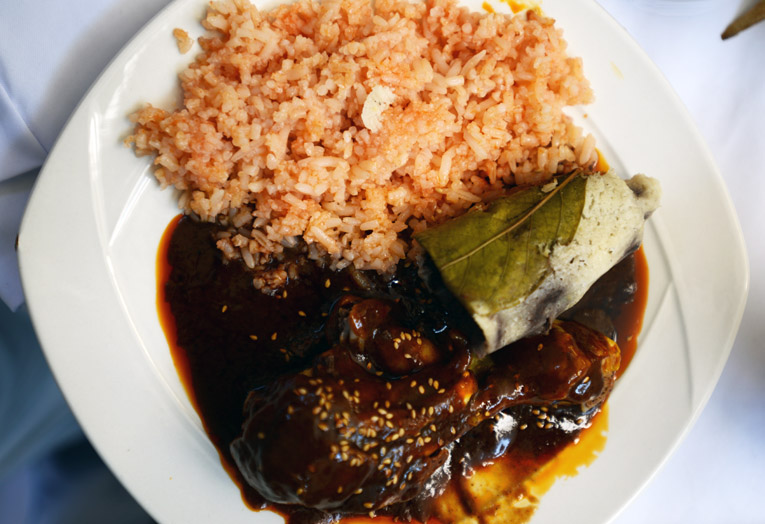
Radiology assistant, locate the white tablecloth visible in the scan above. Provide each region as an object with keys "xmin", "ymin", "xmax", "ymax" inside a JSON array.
[{"xmin": 1, "ymin": 0, "xmax": 763, "ymax": 522}]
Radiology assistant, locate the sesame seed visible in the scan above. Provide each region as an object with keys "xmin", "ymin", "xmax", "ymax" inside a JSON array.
[
  {"xmin": 257, "ymin": 432, "xmax": 265, "ymax": 439},
  {"xmin": 532, "ymin": 409, "xmax": 540, "ymax": 415},
  {"xmin": 325, "ymin": 279, "xmax": 331, "ymax": 288},
  {"xmin": 538, "ymin": 413, "xmax": 547, "ymax": 420},
  {"xmin": 364, "ymin": 502, "xmax": 374, "ymax": 509},
  {"xmin": 536, "ymin": 421, "xmax": 544, "ymax": 428},
  {"xmin": 248, "ymin": 334, "xmax": 258, "ymax": 340},
  {"xmin": 438, "ymin": 388, "xmax": 446, "ymax": 394},
  {"xmin": 520, "ymin": 423, "xmax": 528, "ymax": 430},
  {"xmin": 418, "ymin": 385, "xmax": 425, "ymax": 394},
  {"xmin": 410, "ymin": 380, "xmax": 417, "ymax": 388},
  {"xmin": 545, "ymin": 422, "xmax": 554, "ymax": 429},
  {"xmin": 428, "ymin": 406, "xmax": 434, "ymax": 416},
  {"xmin": 271, "ymin": 332, "xmax": 278, "ymax": 340},
  {"xmin": 318, "ymin": 423, "xmax": 329, "ymax": 431},
  {"xmin": 297, "ymin": 488, "xmax": 304, "ymax": 495},
  {"xmin": 355, "ymin": 488, "xmax": 363, "ymax": 494},
  {"xmin": 433, "ymin": 380, "xmax": 439, "ymax": 389},
  {"xmin": 298, "ymin": 310, "xmax": 306, "ymax": 317},
  {"xmin": 583, "ymin": 376, "xmax": 590, "ymax": 383},
  {"xmin": 448, "ymin": 405, "xmax": 454, "ymax": 413},
  {"xmin": 385, "ymin": 382, "xmax": 392, "ymax": 390},
  {"xmin": 537, "ymin": 343, "xmax": 543, "ymax": 351},
  {"xmin": 337, "ymin": 486, "xmax": 343, "ymax": 494},
  {"xmin": 450, "ymin": 427, "xmax": 456, "ymax": 434},
  {"xmin": 404, "ymin": 353, "xmax": 412, "ymax": 359},
  {"xmin": 541, "ymin": 407, "xmax": 548, "ymax": 412},
  {"xmin": 221, "ymin": 305, "xmax": 228, "ymax": 313},
  {"xmin": 430, "ymin": 424, "xmax": 437, "ymax": 432}
]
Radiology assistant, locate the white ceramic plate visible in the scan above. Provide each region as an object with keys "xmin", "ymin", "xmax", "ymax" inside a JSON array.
[{"xmin": 18, "ymin": 0, "xmax": 748, "ymax": 523}]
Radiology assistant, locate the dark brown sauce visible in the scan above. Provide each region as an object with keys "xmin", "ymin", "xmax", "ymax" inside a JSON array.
[{"xmin": 157, "ymin": 215, "xmax": 648, "ymax": 523}]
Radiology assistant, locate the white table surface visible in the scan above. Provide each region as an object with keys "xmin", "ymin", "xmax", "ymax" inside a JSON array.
[{"xmin": 0, "ymin": 0, "xmax": 762, "ymax": 522}]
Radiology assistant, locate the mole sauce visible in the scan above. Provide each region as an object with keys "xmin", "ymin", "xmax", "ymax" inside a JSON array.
[{"xmin": 157, "ymin": 215, "xmax": 648, "ymax": 523}]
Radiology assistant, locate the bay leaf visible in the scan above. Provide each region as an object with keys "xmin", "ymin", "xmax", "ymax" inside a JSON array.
[{"xmin": 415, "ymin": 171, "xmax": 587, "ymax": 318}]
